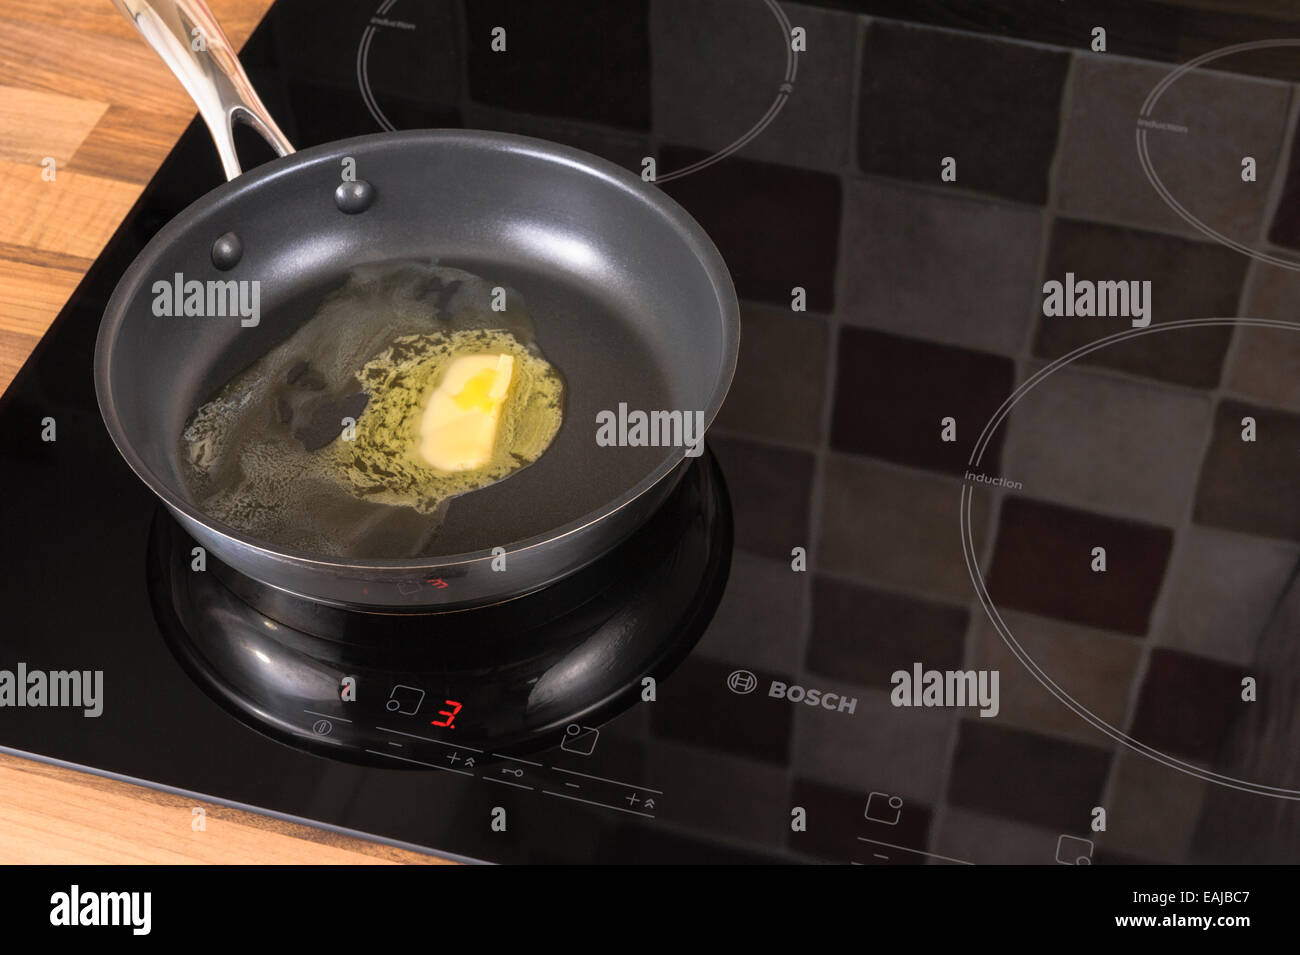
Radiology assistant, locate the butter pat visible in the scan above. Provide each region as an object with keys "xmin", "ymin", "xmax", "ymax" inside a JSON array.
[{"xmin": 418, "ymin": 353, "xmax": 515, "ymax": 471}]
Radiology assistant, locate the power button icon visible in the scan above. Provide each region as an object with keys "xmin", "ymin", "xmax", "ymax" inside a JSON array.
[{"xmin": 727, "ymin": 669, "xmax": 758, "ymax": 694}]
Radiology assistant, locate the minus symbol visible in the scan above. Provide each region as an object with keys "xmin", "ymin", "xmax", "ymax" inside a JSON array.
[
  {"xmin": 874, "ymin": 853, "xmax": 889, "ymax": 860},
  {"xmin": 565, "ymin": 782, "xmax": 580, "ymax": 788},
  {"xmin": 388, "ymin": 741, "xmax": 402, "ymax": 747}
]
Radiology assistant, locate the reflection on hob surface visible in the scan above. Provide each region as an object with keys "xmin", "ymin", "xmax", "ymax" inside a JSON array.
[
  {"xmin": 11, "ymin": 0, "xmax": 1300, "ymax": 863},
  {"xmin": 150, "ymin": 450, "xmax": 732, "ymax": 761}
]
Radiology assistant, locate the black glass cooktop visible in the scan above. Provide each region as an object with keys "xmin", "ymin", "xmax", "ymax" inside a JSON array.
[{"xmin": 6, "ymin": 0, "xmax": 1300, "ymax": 866}]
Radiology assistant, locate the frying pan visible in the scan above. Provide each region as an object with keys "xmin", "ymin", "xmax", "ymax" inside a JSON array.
[{"xmin": 96, "ymin": 0, "xmax": 739, "ymax": 610}]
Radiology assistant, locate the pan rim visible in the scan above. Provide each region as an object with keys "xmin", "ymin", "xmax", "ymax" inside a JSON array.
[{"xmin": 94, "ymin": 128, "xmax": 740, "ymax": 572}]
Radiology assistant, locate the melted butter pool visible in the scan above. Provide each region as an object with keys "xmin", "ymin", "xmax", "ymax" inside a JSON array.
[{"xmin": 179, "ymin": 261, "xmax": 566, "ymax": 557}]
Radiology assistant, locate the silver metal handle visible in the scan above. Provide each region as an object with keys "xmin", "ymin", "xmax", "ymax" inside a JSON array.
[{"xmin": 112, "ymin": 0, "xmax": 295, "ymax": 180}]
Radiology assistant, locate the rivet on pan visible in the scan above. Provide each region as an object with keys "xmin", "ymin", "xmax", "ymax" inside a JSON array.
[
  {"xmin": 335, "ymin": 180, "xmax": 375, "ymax": 214},
  {"xmin": 210, "ymin": 231, "xmax": 243, "ymax": 270}
]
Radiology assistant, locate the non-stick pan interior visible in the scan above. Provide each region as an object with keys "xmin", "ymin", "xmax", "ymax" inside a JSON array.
[{"xmin": 97, "ymin": 131, "xmax": 738, "ymax": 559}]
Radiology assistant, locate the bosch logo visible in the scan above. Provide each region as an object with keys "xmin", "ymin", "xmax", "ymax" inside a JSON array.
[
  {"xmin": 769, "ymin": 680, "xmax": 857, "ymax": 715},
  {"xmin": 727, "ymin": 670, "xmax": 758, "ymax": 694}
]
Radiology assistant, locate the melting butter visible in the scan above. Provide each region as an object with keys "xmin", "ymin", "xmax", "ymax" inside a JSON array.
[
  {"xmin": 325, "ymin": 329, "xmax": 563, "ymax": 514},
  {"xmin": 419, "ymin": 353, "xmax": 515, "ymax": 471}
]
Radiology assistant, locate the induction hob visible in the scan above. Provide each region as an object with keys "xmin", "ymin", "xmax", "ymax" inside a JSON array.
[{"xmin": 6, "ymin": 0, "xmax": 1300, "ymax": 866}]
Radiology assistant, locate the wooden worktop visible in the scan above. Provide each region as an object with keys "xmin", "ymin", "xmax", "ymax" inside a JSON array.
[
  {"xmin": 0, "ymin": 0, "xmax": 446, "ymax": 864},
  {"xmin": 0, "ymin": 753, "xmax": 442, "ymax": 863},
  {"xmin": 0, "ymin": 0, "xmax": 274, "ymax": 393}
]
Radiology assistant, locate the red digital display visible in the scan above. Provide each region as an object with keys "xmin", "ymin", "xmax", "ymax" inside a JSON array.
[{"xmin": 431, "ymin": 700, "xmax": 462, "ymax": 729}]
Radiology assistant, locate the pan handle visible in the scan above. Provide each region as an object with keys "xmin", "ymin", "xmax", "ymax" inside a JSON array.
[{"xmin": 111, "ymin": 0, "xmax": 295, "ymax": 180}]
